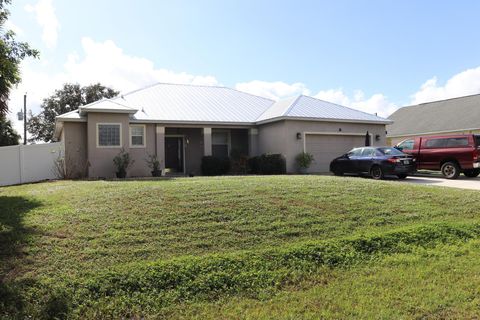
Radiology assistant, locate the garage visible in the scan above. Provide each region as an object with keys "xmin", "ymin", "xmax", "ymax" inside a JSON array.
[{"xmin": 305, "ymin": 134, "xmax": 366, "ymax": 172}]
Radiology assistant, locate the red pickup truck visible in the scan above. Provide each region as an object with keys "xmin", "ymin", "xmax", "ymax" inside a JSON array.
[{"xmin": 395, "ymin": 134, "xmax": 480, "ymax": 179}]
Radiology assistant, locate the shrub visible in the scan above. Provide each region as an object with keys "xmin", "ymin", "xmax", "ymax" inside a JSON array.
[
  {"xmin": 248, "ymin": 154, "xmax": 286, "ymax": 175},
  {"xmin": 295, "ymin": 152, "xmax": 314, "ymax": 169},
  {"xmin": 113, "ymin": 148, "xmax": 134, "ymax": 178},
  {"xmin": 201, "ymin": 156, "xmax": 231, "ymax": 176},
  {"xmin": 145, "ymin": 154, "xmax": 162, "ymax": 177}
]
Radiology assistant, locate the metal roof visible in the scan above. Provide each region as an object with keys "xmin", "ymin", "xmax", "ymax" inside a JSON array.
[
  {"xmin": 387, "ymin": 94, "xmax": 480, "ymax": 136},
  {"xmin": 56, "ymin": 83, "xmax": 390, "ymax": 125},
  {"xmin": 257, "ymin": 95, "xmax": 391, "ymax": 124}
]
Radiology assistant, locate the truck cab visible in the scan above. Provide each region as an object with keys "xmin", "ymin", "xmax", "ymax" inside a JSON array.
[{"xmin": 396, "ymin": 134, "xmax": 480, "ymax": 179}]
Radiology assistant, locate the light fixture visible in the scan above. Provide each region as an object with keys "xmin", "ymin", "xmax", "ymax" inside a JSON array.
[
  {"xmin": 375, "ymin": 134, "xmax": 381, "ymax": 141},
  {"xmin": 296, "ymin": 132, "xmax": 302, "ymax": 140},
  {"xmin": 338, "ymin": 128, "xmax": 342, "ymax": 132}
]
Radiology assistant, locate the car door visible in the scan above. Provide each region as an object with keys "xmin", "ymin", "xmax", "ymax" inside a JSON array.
[
  {"xmin": 358, "ymin": 147, "xmax": 375, "ymax": 173},
  {"xmin": 344, "ymin": 148, "xmax": 363, "ymax": 173}
]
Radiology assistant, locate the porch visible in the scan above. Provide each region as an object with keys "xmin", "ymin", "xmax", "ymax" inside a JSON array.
[{"xmin": 155, "ymin": 126, "xmax": 258, "ymax": 176}]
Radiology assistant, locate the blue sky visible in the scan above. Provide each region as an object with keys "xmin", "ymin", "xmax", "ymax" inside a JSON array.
[{"xmin": 6, "ymin": 0, "xmax": 480, "ymax": 134}]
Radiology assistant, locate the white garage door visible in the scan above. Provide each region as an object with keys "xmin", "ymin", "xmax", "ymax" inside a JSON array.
[{"xmin": 305, "ymin": 134, "xmax": 366, "ymax": 172}]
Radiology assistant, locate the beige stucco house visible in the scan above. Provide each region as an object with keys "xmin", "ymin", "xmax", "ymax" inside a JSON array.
[
  {"xmin": 54, "ymin": 83, "xmax": 391, "ymax": 178},
  {"xmin": 387, "ymin": 94, "xmax": 480, "ymax": 146}
]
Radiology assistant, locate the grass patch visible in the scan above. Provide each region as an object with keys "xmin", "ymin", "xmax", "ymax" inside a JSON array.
[{"xmin": 1, "ymin": 176, "xmax": 480, "ymax": 318}]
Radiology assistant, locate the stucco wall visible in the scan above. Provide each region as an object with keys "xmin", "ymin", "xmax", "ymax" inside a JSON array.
[
  {"xmin": 63, "ymin": 122, "xmax": 87, "ymax": 178},
  {"xmin": 258, "ymin": 120, "xmax": 387, "ymax": 173},
  {"xmin": 128, "ymin": 124, "xmax": 156, "ymax": 177}
]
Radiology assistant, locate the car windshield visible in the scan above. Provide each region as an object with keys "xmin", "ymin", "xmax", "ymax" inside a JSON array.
[{"xmin": 378, "ymin": 147, "xmax": 405, "ymax": 156}]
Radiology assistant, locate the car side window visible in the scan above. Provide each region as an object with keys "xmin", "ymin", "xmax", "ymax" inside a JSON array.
[
  {"xmin": 425, "ymin": 138, "xmax": 447, "ymax": 148},
  {"xmin": 348, "ymin": 148, "xmax": 362, "ymax": 157},
  {"xmin": 398, "ymin": 139, "xmax": 414, "ymax": 150},
  {"xmin": 361, "ymin": 148, "xmax": 375, "ymax": 157},
  {"xmin": 446, "ymin": 138, "xmax": 469, "ymax": 147}
]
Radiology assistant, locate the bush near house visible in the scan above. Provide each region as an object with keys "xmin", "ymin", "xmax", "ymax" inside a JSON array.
[
  {"xmin": 201, "ymin": 156, "xmax": 231, "ymax": 176},
  {"xmin": 248, "ymin": 153, "xmax": 286, "ymax": 174}
]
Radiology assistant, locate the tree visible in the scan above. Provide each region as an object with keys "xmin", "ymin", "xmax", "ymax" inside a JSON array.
[
  {"xmin": 28, "ymin": 83, "xmax": 119, "ymax": 142},
  {"xmin": 0, "ymin": 0, "xmax": 39, "ymax": 116},
  {"xmin": 0, "ymin": 116, "xmax": 20, "ymax": 146}
]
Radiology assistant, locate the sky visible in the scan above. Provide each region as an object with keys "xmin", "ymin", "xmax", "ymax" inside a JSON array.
[{"xmin": 5, "ymin": 0, "xmax": 480, "ymax": 140}]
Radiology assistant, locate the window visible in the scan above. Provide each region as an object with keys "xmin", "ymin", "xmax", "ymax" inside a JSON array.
[
  {"xmin": 425, "ymin": 138, "xmax": 447, "ymax": 148},
  {"xmin": 130, "ymin": 125, "xmax": 145, "ymax": 147},
  {"xmin": 97, "ymin": 124, "xmax": 121, "ymax": 147},
  {"xmin": 378, "ymin": 147, "xmax": 404, "ymax": 156},
  {"xmin": 347, "ymin": 148, "xmax": 362, "ymax": 157},
  {"xmin": 475, "ymin": 135, "xmax": 480, "ymax": 147},
  {"xmin": 361, "ymin": 148, "xmax": 375, "ymax": 157},
  {"xmin": 212, "ymin": 131, "xmax": 230, "ymax": 158},
  {"xmin": 398, "ymin": 139, "xmax": 414, "ymax": 150},
  {"xmin": 446, "ymin": 137, "xmax": 468, "ymax": 147}
]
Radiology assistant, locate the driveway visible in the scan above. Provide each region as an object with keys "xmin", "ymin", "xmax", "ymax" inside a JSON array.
[{"xmin": 400, "ymin": 175, "xmax": 480, "ymax": 190}]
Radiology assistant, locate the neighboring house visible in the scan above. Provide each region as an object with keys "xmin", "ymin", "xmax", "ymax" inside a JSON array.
[
  {"xmin": 387, "ymin": 94, "xmax": 480, "ymax": 145},
  {"xmin": 54, "ymin": 83, "xmax": 391, "ymax": 177}
]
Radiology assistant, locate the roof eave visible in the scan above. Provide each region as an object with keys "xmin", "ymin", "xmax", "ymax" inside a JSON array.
[{"xmin": 255, "ymin": 116, "xmax": 393, "ymax": 125}]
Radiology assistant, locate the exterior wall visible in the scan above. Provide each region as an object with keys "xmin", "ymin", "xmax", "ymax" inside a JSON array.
[
  {"xmin": 258, "ymin": 120, "xmax": 387, "ymax": 173},
  {"xmin": 87, "ymin": 113, "xmax": 131, "ymax": 178},
  {"xmin": 257, "ymin": 120, "xmax": 288, "ymax": 156},
  {"xmin": 388, "ymin": 129, "xmax": 480, "ymax": 146},
  {"xmin": 128, "ymin": 124, "xmax": 156, "ymax": 177},
  {"xmin": 63, "ymin": 122, "xmax": 87, "ymax": 178}
]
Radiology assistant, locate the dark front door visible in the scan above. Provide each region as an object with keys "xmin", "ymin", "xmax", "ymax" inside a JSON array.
[{"xmin": 165, "ymin": 137, "xmax": 184, "ymax": 172}]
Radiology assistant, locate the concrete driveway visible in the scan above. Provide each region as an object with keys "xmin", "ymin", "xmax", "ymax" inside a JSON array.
[{"xmin": 399, "ymin": 174, "xmax": 480, "ymax": 190}]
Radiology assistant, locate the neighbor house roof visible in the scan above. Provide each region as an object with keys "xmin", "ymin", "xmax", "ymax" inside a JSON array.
[
  {"xmin": 56, "ymin": 83, "xmax": 391, "ymax": 127},
  {"xmin": 387, "ymin": 94, "xmax": 480, "ymax": 137}
]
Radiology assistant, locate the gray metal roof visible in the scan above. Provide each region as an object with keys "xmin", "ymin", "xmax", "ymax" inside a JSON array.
[
  {"xmin": 257, "ymin": 95, "xmax": 391, "ymax": 123},
  {"xmin": 387, "ymin": 94, "xmax": 480, "ymax": 136},
  {"xmin": 116, "ymin": 83, "xmax": 274, "ymax": 123},
  {"xmin": 56, "ymin": 83, "xmax": 390, "ymax": 125}
]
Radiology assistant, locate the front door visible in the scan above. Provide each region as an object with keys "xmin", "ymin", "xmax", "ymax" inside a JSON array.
[{"xmin": 165, "ymin": 137, "xmax": 184, "ymax": 173}]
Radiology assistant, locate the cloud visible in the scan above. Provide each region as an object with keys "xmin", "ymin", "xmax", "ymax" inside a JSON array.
[
  {"xmin": 25, "ymin": 0, "xmax": 60, "ymax": 48},
  {"xmin": 235, "ymin": 80, "xmax": 310, "ymax": 100},
  {"xmin": 6, "ymin": 37, "xmax": 220, "ymax": 141},
  {"xmin": 411, "ymin": 66, "xmax": 480, "ymax": 104},
  {"xmin": 315, "ymin": 89, "xmax": 398, "ymax": 118},
  {"xmin": 4, "ymin": 21, "xmax": 24, "ymax": 36}
]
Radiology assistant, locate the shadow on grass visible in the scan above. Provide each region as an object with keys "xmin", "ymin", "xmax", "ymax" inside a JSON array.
[{"xmin": 0, "ymin": 196, "xmax": 68, "ymax": 319}]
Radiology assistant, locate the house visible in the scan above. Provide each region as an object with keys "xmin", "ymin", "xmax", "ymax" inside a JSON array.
[
  {"xmin": 54, "ymin": 83, "xmax": 391, "ymax": 177},
  {"xmin": 387, "ymin": 94, "xmax": 480, "ymax": 145}
]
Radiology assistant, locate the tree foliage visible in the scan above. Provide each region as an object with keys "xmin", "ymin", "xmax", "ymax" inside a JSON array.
[
  {"xmin": 0, "ymin": 0, "xmax": 40, "ymax": 116},
  {"xmin": 0, "ymin": 115, "xmax": 20, "ymax": 146},
  {"xmin": 27, "ymin": 83, "xmax": 119, "ymax": 142}
]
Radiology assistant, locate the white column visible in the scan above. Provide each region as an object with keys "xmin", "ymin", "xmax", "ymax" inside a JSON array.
[
  {"xmin": 248, "ymin": 128, "xmax": 259, "ymax": 156},
  {"xmin": 203, "ymin": 127, "xmax": 212, "ymax": 156},
  {"xmin": 156, "ymin": 125, "xmax": 165, "ymax": 169}
]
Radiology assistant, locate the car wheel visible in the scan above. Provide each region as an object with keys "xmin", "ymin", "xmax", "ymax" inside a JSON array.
[
  {"xmin": 397, "ymin": 174, "xmax": 407, "ymax": 179},
  {"xmin": 333, "ymin": 170, "xmax": 344, "ymax": 176},
  {"xmin": 441, "ymin": 161, "xmax": 460, "ymax": 179},
  {"xmin": 464, "ymin": 169, "xmax": 480, "ymax": 178},
  {"xmin": 370, "ymin": 165, "xmax": 384, "ymax": 180}
]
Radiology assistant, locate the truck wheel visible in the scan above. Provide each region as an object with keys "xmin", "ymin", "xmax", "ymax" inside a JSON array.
[
  {"xmin": 464, "ymin": 169, "xmax": 480, "ymax": 178},
  {"xmin": 371, "ymin": 165, "xmax": 384, "ymax": 180},
  {"xmin": 441, "ymin": 162, "xmax": 460, "ymax": 179}
]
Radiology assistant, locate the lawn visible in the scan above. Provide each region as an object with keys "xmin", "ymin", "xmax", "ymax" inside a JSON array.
[{"xmin": 1, "ymin": 175, "xmax": 480, "ymax": 319}]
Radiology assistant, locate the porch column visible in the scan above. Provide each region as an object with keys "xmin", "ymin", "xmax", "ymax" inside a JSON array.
[
  {"xmin": 156, "ymin": 125, "xmax": 165, "ymax": 170},
  {"xmin": 248, "ymin": 128, "xmax": 259, "ymax": 156},
  {"xmin": 203, "ymin": 127, "xmax": 212, "ymax": 156}
]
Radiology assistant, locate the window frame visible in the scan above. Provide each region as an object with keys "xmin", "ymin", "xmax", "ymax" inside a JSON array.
[
  {"xmin": 129, "ymin": 124, "xmax": 146, "ymax": 148},
  {"xmin": 211, "ymin": 130, "xmax": 231, "ymax": 158},
  {"xmin": 96, "ymin": 123, "xmax": 122, "ymax": 148}
]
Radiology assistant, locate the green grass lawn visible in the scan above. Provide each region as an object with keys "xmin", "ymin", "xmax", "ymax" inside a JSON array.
[{"xmin": 1, "ymin": 176, "xmax": 480, "ymax": 319}]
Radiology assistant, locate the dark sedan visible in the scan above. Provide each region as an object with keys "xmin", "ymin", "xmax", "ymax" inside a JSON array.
[{"xmin": 329, "ymin": 147, "xmax": 416, "ymax": 179}]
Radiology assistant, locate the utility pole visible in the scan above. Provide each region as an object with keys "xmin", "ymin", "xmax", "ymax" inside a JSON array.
[{"xmin": 23, "ymin": 93, "xmax": 27, "ymax": 145}]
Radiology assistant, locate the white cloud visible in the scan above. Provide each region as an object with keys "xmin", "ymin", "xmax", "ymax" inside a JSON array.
[
  {"xmin": 6, "ymin": 37, "xmax": 220, "ymax": 141},
  {"xmin": 235, "ymin": 80, "xmax": 310, "ymax": 100},
  {"xmin": 25, "ymin": 0, "xmax": 60, "ymax": 48},
  {"xmin": 315, "ymin": 89, "xmax": 397, "ymax": 118},
  {"xmin": 4, "ymin": 21, "xmax": 24, "ymax": 36},
  {"xmin": 411, "ymin": 66, "xmax": 480, "ymax": 104}
]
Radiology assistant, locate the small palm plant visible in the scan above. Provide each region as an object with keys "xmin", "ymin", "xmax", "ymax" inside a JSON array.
[
  {"xmin": 145, "ymin": 153, "xmax": 162, "ymax": 177},
  {"xmin": 295, "ymin": 152, "xmax": 314, "ymax": 174}
]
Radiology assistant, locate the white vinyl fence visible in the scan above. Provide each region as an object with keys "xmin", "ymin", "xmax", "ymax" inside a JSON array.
[{"xmin": 0, "ymin": 142, "xmax": 64, "ymax": 187}]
